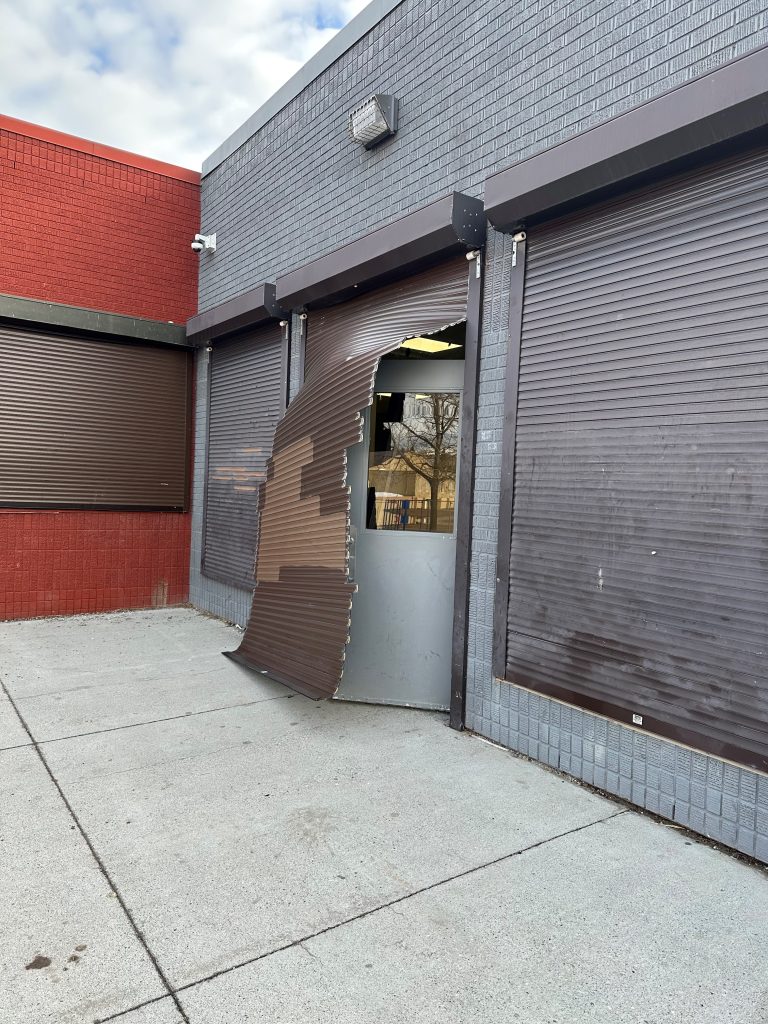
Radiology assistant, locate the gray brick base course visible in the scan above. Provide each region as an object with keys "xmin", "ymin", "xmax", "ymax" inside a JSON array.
[{"xmin": 467, "ymin": 677, "xmax": 768, "ymax": 861}]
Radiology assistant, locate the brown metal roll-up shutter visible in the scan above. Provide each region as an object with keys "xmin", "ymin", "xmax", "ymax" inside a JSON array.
[
  {"xmin": 0, "ymin": 324, "xmax": 190, "ymax": 509},
  {"xmin": 203, "ymin": 323, "xmax": 286, "ymax": 589},
  {"xmin": 230, "ymin": 257, "xmax": 469, "ymax": 699},
  {"xmin": 503, "ymin": 146, "xmax": 768, "ymax": 772}
]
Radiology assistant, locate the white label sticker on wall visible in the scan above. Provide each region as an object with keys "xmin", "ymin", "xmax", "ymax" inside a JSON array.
[{"xmin": 632, "ymin": 713, "xmax": 643, "ymax": 726}]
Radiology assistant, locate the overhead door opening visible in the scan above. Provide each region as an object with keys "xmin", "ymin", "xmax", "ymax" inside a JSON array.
[
  {"xmin": 228, "ymin": 258, "xmax": 470, "ymax": 700},
  {"xmin": 337, "ymin": 332, "xmax": 465, "ymax": 710}
]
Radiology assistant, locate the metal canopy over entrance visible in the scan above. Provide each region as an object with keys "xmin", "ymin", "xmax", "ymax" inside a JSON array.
[{"xmin": 229, "ymin": 257, "xmax": 470, "ymax": 699}]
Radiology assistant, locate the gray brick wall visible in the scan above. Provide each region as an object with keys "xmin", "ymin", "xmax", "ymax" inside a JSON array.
[
  {"xmin": 198, "ymin": 0, "xmax": 767, "ymax": 311},
  {"xmin": 468, "ymin": 677, "xmax": 768, "ymax": 861},
  {"xmin": 465, "ymin": 228, "xmax": 513, "ymax": 700},
  {"xmin": 193, "ymin": 0, "xmax": 768, "ymax": 861}
]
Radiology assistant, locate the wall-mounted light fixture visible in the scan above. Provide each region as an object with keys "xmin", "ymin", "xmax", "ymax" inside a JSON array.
[
  {"xmin": 400, "ymin": 337, "xmax": 461, "ymax": 354},
  {"xmin": 191, "ymin": 233, "xmax": 216, "ymax": 254},
  {"xmin": 347, "ymin": 95, "xmax": 399, "ymax": 149}
]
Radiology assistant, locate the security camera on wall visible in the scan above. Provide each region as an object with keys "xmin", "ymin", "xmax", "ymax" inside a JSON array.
[{"xmin": 191, "ymin": 233, "xmax": 216, "ymax": 253}]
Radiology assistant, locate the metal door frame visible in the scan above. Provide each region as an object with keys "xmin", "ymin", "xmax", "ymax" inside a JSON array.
[{"xmin": 449, "ymin": 254, "xmax": 483, "ymax": 729}]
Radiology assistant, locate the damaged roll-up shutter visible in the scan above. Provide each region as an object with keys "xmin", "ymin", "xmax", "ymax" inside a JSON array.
[{"xmin": 228, "ymin": 257, "xmax": 470, "ymax": 698}]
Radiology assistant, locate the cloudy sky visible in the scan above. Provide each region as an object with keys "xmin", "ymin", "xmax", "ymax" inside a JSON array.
[{"xmin": 0, "ymin": 0, "xmax": 369, "ymax": 169}]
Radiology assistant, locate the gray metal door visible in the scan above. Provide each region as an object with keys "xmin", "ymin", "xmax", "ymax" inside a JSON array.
[{"xmin": 337, "ymin": 359, "xmax": 464, "ymax": 710}]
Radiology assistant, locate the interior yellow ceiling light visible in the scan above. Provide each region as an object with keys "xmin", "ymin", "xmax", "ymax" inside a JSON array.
[{"xmin": 400, "ymin": 337, "xmax": 462, "ymax": 353}]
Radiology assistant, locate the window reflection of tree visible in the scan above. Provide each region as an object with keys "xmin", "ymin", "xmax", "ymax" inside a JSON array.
[{"xmin": 388, "ymin": 393, "xmax": 459, "ymax": 531}]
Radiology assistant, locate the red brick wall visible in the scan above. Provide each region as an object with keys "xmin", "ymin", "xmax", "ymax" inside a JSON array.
[
  {"xmin": 0, "ymin": 511, "xmax": 191, "ymax": 620},
  {"xmin": 0, "ymin": 116, "xmax": 199, "ymax": 322},
  {"xmin": 0, "ymin": 116, "xmax": 200, "ymax": 621}
]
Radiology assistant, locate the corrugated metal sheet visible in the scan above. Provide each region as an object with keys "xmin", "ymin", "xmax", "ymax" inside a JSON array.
[
  {"xmin": 0, "ymin": 324, "xmax": 190, "ymax": 509},
  {"xmin": 504, "ymin": 146, "xmax": 768, "ymax": 772},
  {"xmin": 230, "ymin": 258, "xmax": 469, "ymax": 698},
  {"xmin": 202, "ymin": 323, "xmax": 286, "ymax": 589}
]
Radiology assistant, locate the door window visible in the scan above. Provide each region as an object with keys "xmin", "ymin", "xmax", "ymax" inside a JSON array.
[{"xmin": 366, "ymin": 391, "xmax": 460, "ymax": 533}]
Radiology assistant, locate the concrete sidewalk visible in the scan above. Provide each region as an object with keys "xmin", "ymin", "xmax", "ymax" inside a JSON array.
[{"xmin": 1, "ymin": 608, "xmax": 766, "ymax": 1024}]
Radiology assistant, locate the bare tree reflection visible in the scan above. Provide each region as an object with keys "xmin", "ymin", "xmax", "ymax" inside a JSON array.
[{"xmin": 363, "ymin": 393, "xmax": 458, "ymax": 532}]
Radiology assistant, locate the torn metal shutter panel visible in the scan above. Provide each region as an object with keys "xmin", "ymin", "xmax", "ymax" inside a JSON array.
[{"xmin": 229, "ymin": 258, "xmax": 470, "ymax": 698}]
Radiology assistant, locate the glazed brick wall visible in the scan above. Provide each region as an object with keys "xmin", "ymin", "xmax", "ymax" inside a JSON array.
[
  {"xmin": 0, "ymin": 511, "xmax": 190, "ymax": 621},
  {"xmin": 0, "ymin": 127, "xmax": 199, "ymax": 323},
  {"xmin": 198, "ymin": 0, "xmax": 767, "ymax": 310},
  {"xmin": 1, "ymin": 124, "xmax": 199, "ymax": 621}
]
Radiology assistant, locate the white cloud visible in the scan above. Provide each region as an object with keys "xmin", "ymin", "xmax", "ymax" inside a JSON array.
[{"xmin": 0, "ymin": 0, "xmax": 370, "ymax": 168}]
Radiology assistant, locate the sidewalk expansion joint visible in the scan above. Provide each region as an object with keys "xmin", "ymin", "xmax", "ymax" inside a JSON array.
[
  {"xmin": 33, "ymin": 692, "xmax": 296, "ymax": 747},
  {"xmin": 94, "ymin": 994, "xmax": 173, "ymax": 1023},
  {"xmin": 0, "ymin": 739, "xmax": 34, "ymax": 753},
  {"xmin": 171, "ymin": 808, "xmax": 629, "ymax": 997},
  {"xmin": 1, "ymin": 677, "xmax": 192, "ymax": 1024},
  {"xmin": 90, "ymin": 807, "xmax": 629, "ymax": 1022},
  {"xmin": 94, "ymin": 995, "xmax": 177, "ymax": 1019}
]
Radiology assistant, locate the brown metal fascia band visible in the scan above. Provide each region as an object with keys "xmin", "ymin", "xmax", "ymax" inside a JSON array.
[
  {"xmin": 485, "ymin": 44, "xmax": 768, "ymax": 231},
  {"xmin": 275, "ymin": 192, "xmax": 485, "ymax": 310},
  {"xmin": 186, "ymin": 282, "xmax": 284, "ymax": 346},
  {"xmin": 0, "ymin": 292, "xmax": 190, "ymax": 348},
  {"xmin": 228, "ymin": 257, "xmax": 470, "ymax": 699}
]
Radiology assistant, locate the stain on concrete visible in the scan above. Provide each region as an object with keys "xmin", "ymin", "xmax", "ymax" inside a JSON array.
[
  {"xmin": 293, "ymin": 807, "xmax": 337, "ymax": 843},
  {"xmin": 25, "ymin": 954, "xmax": 51, "ymax": 970}
]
